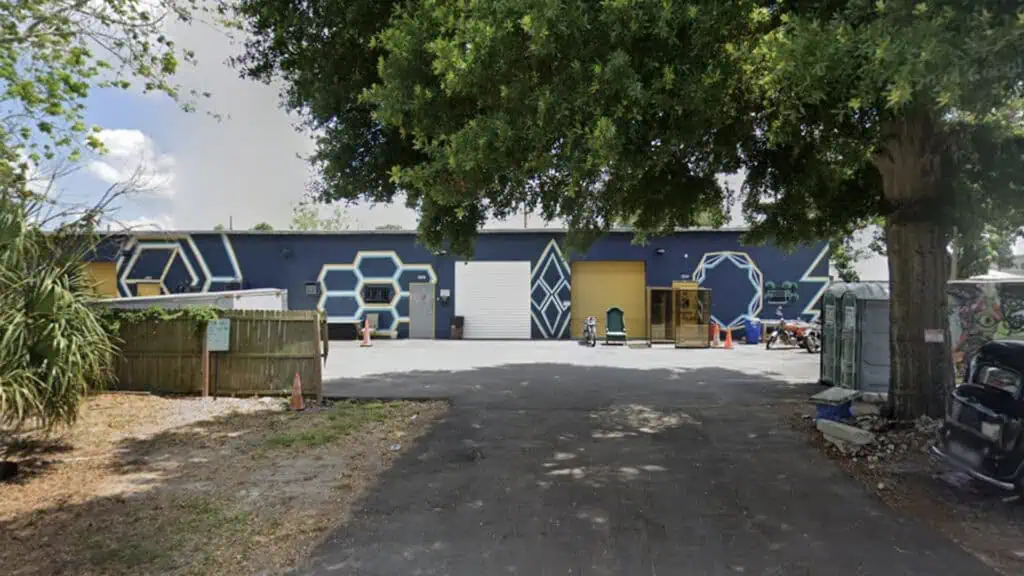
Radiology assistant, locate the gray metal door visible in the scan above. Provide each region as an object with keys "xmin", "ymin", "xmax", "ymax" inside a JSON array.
[{"xmin": 409, "ymin": 283, "xmax": 435, "ymax": 339}]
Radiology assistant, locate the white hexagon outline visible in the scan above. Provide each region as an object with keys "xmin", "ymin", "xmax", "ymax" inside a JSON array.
[
  {"xmin": 117, "ymin": 234, "xmax": 242, "ymax": 296},
  {"xmin": 119, "ymin": 242, "xmax": 197, "ymax": 296},
  {"xmin": 316, "ymin": 250, "xmax": 437, "ymax": 337},
  {"xmin": 691, "ymin": 251, "xmax": 764, "ymax": 329}
]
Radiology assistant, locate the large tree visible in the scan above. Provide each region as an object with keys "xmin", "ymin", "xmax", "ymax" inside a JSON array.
[
  {"xmin": 235, "ymin": 0, "xmax": 1024, "ymax": 418},
  {"xmin": 290, "ymin": 201, "xmax": 353, "ymax": 231}
]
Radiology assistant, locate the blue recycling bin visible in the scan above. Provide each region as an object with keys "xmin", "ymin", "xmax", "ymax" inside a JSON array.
[{"xmin": 744, "ymin": 318, "xmax": 761, "ymax": 345}]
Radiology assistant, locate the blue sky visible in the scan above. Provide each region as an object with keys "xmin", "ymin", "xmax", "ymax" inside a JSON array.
[{"xmin": 76, "ymin": 88, "xmax": 179, "ymax": 227}]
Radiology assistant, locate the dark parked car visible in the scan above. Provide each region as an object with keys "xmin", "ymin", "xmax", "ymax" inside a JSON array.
[{"xmin": 931, "ymin": 340, "xmax": 1024, "ymax": 496}]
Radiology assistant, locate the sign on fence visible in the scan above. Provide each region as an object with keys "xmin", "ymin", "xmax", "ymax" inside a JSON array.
[{"xmin": 206, "ymin": 319, "xmax": 231, "ymax": 352}]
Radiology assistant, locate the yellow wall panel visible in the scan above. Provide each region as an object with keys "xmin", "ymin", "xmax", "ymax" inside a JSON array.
[
  {"xmin": 136, "ymin": 282, "xmax": 162, "ymax": 297},
  {"xmin": 83, "ymin": 262, "xmax": 119, "ymax": 298},
  {"xmin": 570, "ymin": 261, "xmax": 647, "ymax": 339}
]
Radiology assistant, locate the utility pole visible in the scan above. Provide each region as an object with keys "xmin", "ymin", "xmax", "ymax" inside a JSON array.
[{"xmin": 229, "ymin": 215, "xmax": 234, "ymax": 231}]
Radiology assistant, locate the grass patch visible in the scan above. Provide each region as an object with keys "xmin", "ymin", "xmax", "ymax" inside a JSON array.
[
  {"xmin": 264, "ymin": 401, "xmax": 399, "ymax": 449},
  {"xmin": 86, "ymin": 539, "xmax": 171, "ymax": 571},
  {"xmin": 83, "ymin": 496, "xmax": 253, "ymax": 574}
]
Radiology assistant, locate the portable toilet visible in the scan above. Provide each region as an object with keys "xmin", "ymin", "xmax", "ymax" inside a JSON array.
[
  {"xmin": 838, "ymin": 283, "xmax": 891, "ymax": 394},
  {"xmin": 820, "ymin": 282, "xmax": 888, "ymax": 388},
  {"xmin": 820, "ymin": 283, "xmax": 852, "ymax": 386}
]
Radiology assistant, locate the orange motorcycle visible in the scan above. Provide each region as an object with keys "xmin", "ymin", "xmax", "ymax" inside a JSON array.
[{"xmin": 766, "ymin": 307, "xmax": 810, "ymax": 350}]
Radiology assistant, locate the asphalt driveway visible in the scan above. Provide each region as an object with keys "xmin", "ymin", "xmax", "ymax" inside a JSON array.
[{"xmin": 298, "ymin": 342, "xmax": 995, "ymax": 576}]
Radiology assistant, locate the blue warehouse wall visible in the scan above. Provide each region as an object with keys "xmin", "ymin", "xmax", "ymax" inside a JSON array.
[
  {"xmin": 576, "ymin": 232, "xmax": 830, "ymax": 330},
  {"xmin": 98, "ymin": 230, "xmax": 828, "ymax": 340}
]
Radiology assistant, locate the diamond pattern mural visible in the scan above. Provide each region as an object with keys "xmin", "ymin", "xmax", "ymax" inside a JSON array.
[{"xmin": 530, "ymin": 240, "xmax": 571, "ymax": 339}]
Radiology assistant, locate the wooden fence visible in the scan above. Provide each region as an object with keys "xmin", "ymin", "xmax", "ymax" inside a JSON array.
[{"xmin": 113, "ymin": 310, "xmax": 327, "ymax": 398}]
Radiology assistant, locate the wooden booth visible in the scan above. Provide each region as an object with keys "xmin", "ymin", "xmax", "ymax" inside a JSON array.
[{"xmin": 648, "ymin": 281, "xmax": 712, "ymax": 348}]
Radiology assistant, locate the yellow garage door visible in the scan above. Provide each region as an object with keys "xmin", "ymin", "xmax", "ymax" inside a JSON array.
[{"xmin": 570, "ymin": 261, "xmax": 647, "ymax": 339}]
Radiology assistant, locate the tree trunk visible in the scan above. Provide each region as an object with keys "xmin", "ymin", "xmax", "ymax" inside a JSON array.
[
  {"xmin": 885, "ymin": 217, "xmax": 952, "ymax": 418},
  {"xmin": 875, "ymin": 113, "xmax": 954, "ymax": 419}
]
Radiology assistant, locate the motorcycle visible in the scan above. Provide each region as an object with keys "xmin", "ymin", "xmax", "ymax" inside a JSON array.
[
  {"xmin": 581, "ymin": 316, "xmax": 598, "ymax": 347},
  {"xmin": 766, "ymin": 321, "xmax": 800, "ymax": 349},
  {"xmin": 766, "ymin": 307, "xmax": 799, "ymax": 349},
  {"xmin": 803, "ymin": 320, "xmax": 822, "ymax": 353}
]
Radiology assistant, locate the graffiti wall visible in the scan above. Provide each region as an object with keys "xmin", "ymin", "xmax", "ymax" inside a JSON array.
[{"xmin": 948, "ymin": 281, "xmax": 1024, "ymax": 377}]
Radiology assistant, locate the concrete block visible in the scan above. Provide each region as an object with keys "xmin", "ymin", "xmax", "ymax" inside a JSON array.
[
  {"xmin": 816, "ymin": 419, "xmax": 875, "ymax": 446},
  {"xmin": 810, "ymin": 386, "xmax": 862, "ymax": 406},
  {"xmin": 860, "ymin": 392, "xmax": 888, "ymax": 405}
]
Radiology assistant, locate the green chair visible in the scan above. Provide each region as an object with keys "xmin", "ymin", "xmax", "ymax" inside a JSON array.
[{"xmin": 605, "ymin": 307, "xmax": 627, "ymax": 345}]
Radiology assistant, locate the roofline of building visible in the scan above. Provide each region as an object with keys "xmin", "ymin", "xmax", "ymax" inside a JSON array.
[{"xmin": 97, "ymin": 226, "xmax": 752, "ymax": 237}]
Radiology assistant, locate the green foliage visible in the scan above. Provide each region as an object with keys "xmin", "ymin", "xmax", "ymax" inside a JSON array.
[
  {"xmin": 234, "ymin": 0, "xmax": 748, "ymax": 255},
  {"xmin": 0, "ymin": 189, "xmax": 115, "ymax": 430},
  {"xmin": 289, "ymin": 202, "xmax": 352, "ymax": 232},
  {"xmin": 264, "ymin": 401, "xmax": 397, "ymax": 449},
  {"xmin": 250, "ymin": 222, "xmax": 274, "ymax": 231},
  {"xmin": 1, "ymin": 0, "xmax": 231, "ymax": 162},
  {"xmin": 235, "ymin": 0, "xmax": 1023, "ymax": 249},
  {"xmin": 98, "ymin": 306, "xmax": 221, "ymax": 337},
  {"xmin": 830, "ymin": 235, "xmax": 862, "ymax": 283},
  {"xmin": 374, "ymin": 223, "xmax": 404, "ymax": 231},
  {"xmin": 738, "ymin": 2, "xmax": 1024, "ymax": 246},
  {"xmin": 953, "ymin": 225, "xmax": 1020, "ymax": 279}
]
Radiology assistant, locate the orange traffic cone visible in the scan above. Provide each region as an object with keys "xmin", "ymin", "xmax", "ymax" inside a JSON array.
[
  {"xmin": 724, "ymin": 328, "xmax": 734, "ymax": 350},
  {"xmin": 291, "ymin": 372, "xmax": 305, "ymax": 411},
  {"xmin": 711, "ymin": 323, "xmax": 720, "ymax": 347},
  {"xmin": 360, "ymin": 317, "xmax": 372, "ymax": 348}
]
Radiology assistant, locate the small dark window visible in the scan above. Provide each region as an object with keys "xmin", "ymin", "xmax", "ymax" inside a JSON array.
[
  {"xmin": 765, "ymin": 289, "xmax": 794, "ymax": 305},
  {"xmin": 362, "ymin": 284, "xmax": 394, "ymax": 304}
]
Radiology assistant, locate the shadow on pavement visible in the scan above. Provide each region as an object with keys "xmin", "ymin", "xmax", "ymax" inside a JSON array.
[
  {"xmin": 323, "ymin": 362, "xmax": 819, "ymax": 408},
  {"xmin": 299, "ymin": 363, "xmax": 996, "ymax": 576}
]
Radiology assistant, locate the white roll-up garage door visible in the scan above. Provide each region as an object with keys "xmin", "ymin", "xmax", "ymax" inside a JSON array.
[{"xmin": 454, "ymin": 261, "xmax": 532, "ymax": 339}]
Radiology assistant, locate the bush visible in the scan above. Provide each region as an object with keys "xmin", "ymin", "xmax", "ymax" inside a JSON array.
[{"xmin": 0, "ymin": 195, "xmax": 116, "ymax": 430}]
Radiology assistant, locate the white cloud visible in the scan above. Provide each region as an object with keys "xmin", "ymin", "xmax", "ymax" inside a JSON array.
[
  {"xmin": 88, "ymin": 129, "xmax": 177, "ymax": 198},
  {"xmin": 107, "ymin": 214, "xmax": 176, "ymax": 231}
]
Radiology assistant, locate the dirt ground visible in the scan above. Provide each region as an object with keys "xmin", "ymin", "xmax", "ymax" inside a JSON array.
[
  {"xmin": 0, "ymin": 393, "xmax": 448, "ymax": 576},
  {"xmin": 788, "ymin": 405, "xmax": 1024, "ymax": 576}
]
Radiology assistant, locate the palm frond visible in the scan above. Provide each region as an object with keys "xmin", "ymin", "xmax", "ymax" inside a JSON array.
[{"xmin": 0, "ymin": 191, "xmax": 116, "ymax": 431}]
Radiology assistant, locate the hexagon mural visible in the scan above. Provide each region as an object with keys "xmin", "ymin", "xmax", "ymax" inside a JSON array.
[
  {"xmin": 317, "ymin": 250, "xmax": 437, "ymax": 336},
  {"xmin": 117, "ymin": 234, "xmax": 242, "ymax": 296},
  {"xmin": 691, "ymin": 251, "xmax": 764, "ymax": 329}
]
